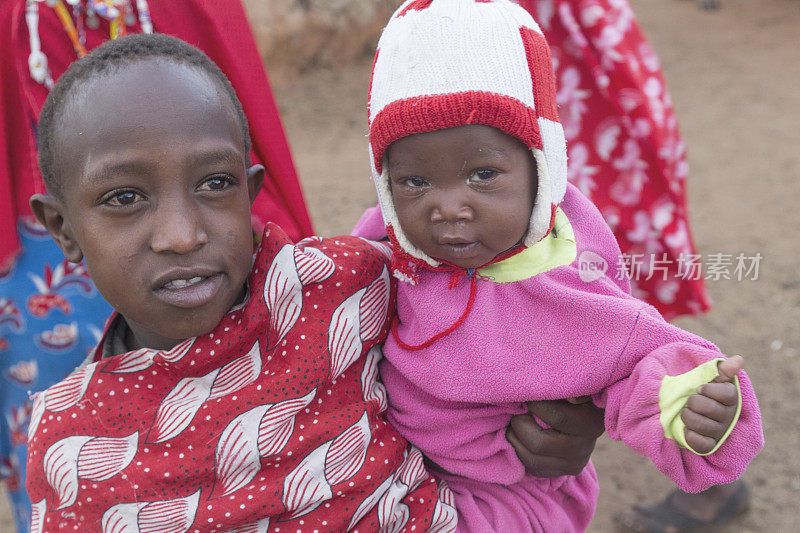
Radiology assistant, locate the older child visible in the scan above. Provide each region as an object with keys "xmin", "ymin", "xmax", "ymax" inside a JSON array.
[
  {"xmin": 24, "ymin": 33, "xmax": 456, "ymax": 532},
  {"xmin": 353, "ymin": 1, "xmax": 763, "ymax": 531}
]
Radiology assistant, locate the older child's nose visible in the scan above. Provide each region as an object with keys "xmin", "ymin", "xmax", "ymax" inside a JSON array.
[{"xmin": 150, "ymin": 201, "xmax": 209, "ymax": 254}]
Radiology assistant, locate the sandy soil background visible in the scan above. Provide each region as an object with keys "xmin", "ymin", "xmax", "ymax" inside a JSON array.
[{"xmin": 3, "ymin": 0, "xmax": 798, "ymax": 531}]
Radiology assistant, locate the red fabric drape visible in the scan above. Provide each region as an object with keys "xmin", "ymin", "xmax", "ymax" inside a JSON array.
[{"xmin": 516, "ymin": 0, "xmax": 711, "ymax": 319}]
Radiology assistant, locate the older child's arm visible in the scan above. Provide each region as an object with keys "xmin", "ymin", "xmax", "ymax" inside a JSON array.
[{"xmin": 507, "ymin": 399, "xmax": 605, "ymax": 477}]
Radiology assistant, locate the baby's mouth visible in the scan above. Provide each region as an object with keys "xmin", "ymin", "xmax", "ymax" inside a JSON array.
[
  {"xmin": 437, "ymin": 240, "xmax": 481, "ymax": 260},
  {"xmin": 162, "ymin": 276, "xmax": 206, "ymax": 290}
]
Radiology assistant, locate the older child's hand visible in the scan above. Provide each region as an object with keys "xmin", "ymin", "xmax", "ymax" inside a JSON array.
[
  {"xmin": 681, "ymin": 355, "xmax": 744, "ymax": 454},
  {"xmin": 507, "ymin": 399, "xmax": 605, "ymax": 477}
]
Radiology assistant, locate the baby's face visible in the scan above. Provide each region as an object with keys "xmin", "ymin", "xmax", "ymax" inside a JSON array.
[
  {"xmin": 388, "ymin": 125, "xmax": 536, "ymax": 268},
  {"xmin": 46, "ymin": 58, "xmax": 263, "ymax": 350}
]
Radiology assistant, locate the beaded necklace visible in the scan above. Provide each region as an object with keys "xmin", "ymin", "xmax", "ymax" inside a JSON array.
[{"xmin": 25, "ymin": 0, "xmax": 153, "ymax": 87}]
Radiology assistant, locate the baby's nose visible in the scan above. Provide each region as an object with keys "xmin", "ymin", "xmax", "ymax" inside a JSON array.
[{"xmin": 430, "ymin": 195, "xmax": 474, "ymax": 223}]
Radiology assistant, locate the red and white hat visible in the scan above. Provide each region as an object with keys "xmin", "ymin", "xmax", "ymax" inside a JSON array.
[{"xmin": 368, "ymin": 0, "xmax": 567, "ymax": 273}]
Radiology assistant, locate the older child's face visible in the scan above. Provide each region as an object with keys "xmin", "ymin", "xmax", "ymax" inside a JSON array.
[
  {"xmin": 33, "ymin": 59, "xmax": 263, "ymax": 350},
  {"xmin": 388, "ymin": 125, "xmax": 536, "ymax": 269}
]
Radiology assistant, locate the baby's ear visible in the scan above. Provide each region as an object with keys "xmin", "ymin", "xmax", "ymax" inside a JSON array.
[
  {"xmin": 29, "ymin": 194, "xmax": 83, "ymax": 263},
  {"xmin": 246, "ymin": 164, "xmax": 265, "ymax": 205}
]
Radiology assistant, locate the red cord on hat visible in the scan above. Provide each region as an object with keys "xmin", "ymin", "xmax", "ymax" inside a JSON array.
[
  {"xmin": 389, "ymin": 239, "xmax": 523, "ymax": 351},
  {"xmin": 391, "ymin": 272, "xmax": 479, "ymax": 351}
]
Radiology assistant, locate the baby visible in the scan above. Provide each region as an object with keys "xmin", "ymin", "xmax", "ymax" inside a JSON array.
[
  {"xmin": 24, "ymin": 33, "xmax": 456, "ymax": 532},
  {"xmin": 353, "ymin": 1, "xmax": 763, "ymax": 531}
]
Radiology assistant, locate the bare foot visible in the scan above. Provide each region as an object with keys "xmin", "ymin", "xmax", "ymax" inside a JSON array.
[{"xmin": 615, "ymin": 480, "xmax": 750, "ymax": 532}]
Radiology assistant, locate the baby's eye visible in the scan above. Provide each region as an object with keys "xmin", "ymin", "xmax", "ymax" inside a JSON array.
[
  {"xmin": 198, "ymin": 175, "xmax": 235, "ymax": 191},
  {"xmin": 467, "ymin": 169, "xmax": 497, "ymax": 184},
  {"xmin": 104, "ymin": 190, "xmax": 143, "ymax": 207},
  {"xmin": 403, "ymin": 177, "xmax": 428, "ymax": 188}
]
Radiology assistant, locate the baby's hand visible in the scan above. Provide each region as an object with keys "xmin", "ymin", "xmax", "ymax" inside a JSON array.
[{"xmin": 681, "ymin": 356, "xmax": 744, "ymax": 454}]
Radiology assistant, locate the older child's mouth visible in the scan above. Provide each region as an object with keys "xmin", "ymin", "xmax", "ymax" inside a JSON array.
[
  {"xmin": 154, "ymin": 273, "xmax": 224, "ymax": 308},
  {"xmin": 163, "ymin": 276, "xmax": 205, "ymax": 289}
]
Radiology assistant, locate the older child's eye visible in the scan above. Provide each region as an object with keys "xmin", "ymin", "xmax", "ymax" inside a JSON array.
[
  {"xmin": 104, "ymin": 190, "xmax": 143, "ymax": 207},
  {"xmin": 198, "ymin": 175, "xmax": 235, "ymax": 191},
  {"xmin": 467, "ymin": 169, "xmax": 497, "ymax": 184}
]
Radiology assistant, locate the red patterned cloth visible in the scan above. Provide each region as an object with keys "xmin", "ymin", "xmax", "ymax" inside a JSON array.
[
  {"xmin": 25, "ymin": 225, "xmax": 456, "ymax": 533},
  {"xmin": 0, "ymin": 0, "xmax": 313, "ymax": 272},
  {"xmin": 518, "ymin": 0, "xmax": 711, "ymax": 319}
]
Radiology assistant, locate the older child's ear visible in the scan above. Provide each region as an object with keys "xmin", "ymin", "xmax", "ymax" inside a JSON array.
[
  {"xmin": 246, "ymin": 164, "xmax": 265, "ymax": 205},
  {"xmin": 29, "ymin": 194, "xmax": 84, "ymax": 263}
]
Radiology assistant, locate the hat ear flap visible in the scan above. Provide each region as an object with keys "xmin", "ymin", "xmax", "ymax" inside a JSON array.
[{"xmin": 525, "ymin": 148, "xmax": 554, "ymax": 246}]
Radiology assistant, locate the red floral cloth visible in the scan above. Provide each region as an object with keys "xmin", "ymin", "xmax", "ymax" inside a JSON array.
[
  {"xmin": 518, "ymin": 0, "xmax": 711, "ymax": 319},
  {"xmin": 26, "ymin": 225, "xmax": 456, "ymax": 532},
  {"xmin": 0, "ymin": 0, "xmax": 313, "ymax": 272}
]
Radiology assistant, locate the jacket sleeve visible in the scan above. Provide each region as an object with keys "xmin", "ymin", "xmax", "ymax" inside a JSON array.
[
  {"xmin": 351, "ymin": 204, "xmax": 388, "ymax": 241},
  {"xmin": 593, "ymin": 306, "xmax": 763, "ymax": 493}
]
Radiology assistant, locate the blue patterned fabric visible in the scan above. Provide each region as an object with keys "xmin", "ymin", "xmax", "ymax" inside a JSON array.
[{"xmin": 0, "ymin": 219, "xmax": 112, "ymax": 533}]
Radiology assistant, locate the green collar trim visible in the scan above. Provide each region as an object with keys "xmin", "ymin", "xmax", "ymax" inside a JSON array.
[{"xmin": 478, "ymin": 208, "xmax": 577, "ymax": 283}]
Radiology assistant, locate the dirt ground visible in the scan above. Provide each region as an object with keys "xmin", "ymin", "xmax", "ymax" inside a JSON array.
[{"xmin": 2, "ymin": 0, "xmax": 798, "ymax": 531}]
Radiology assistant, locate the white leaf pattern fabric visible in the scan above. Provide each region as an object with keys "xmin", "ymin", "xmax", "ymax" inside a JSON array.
[
  {"xmin": 149, "ymin": 342, "xmax": 261, "ymax": 443},
  {"xmin": 359, "ymin": 237, "xmax": 393, "ymax": 261},
  {"xmin": 328, "ymin": 288, "xmax": 364, "ymax": 379},
  {"xmin": 377, "ymin": 483, "xmax": 410, "ymax": 533},
  {"xmin": 100, "ymin": 502, "xmax": 147, "ymax": 533},
  {"xmin": 44, "ymin": 363, "xmax": 95, "ymax": 412},
  {"xmin": 395, "ymin": 448, "xmax": 427, "ymax": 493},
  {"xmin": 296, "ymin": 235, "xmax": 324, "ymax": 248},
  {"xmin": 76, "ymin": 432, "xmax": 138, "ymax": 481},
  {"xmin": 148, "ymin": 369, "xmax": 219, "ymax": 444},
  {"xmin": 347, "ymin": 475, "xmax": 394, "ymax": 531},
  {"xmin": 346, "ymin": 446, "xmax": 431, "ymax": 532},
  {"xmin": 215, "ymin": 405, "xmax": 269, "ymax": 497},
  {"xmin": 372, "ymin": 447, "xmax": 434, "ymax": 532},
  {"xmin": 294, "ymin": 245, "xmax": 335, "ymax": 286},
  {"xmin": 282, "ymin": 442, "xmax": 333, "ymax": 519},
  {"xmin": 30, "ymin": 499, "xmax": 46, "ymax": 533},
  {"xmin": 214, "ymin": 389, "xmax": 316, "ymax": 497},
  {"xmin": 257, "ymin": 389, "xmax": 317, "ymax": 457},
  {"xmin": 44, "ymin": 432, "xmax": 139, "ymax": 510},
  {"xmin": 358, "ymin": 266, "xmax": 390, "ymax": 342},
  {"xmin": 207, "ymin": 340, "xmax": 262, "ymax": 401},
  {"xmin": 104, "ymin": 348, "xmax": 156, "ymax": 373},
  {"xmin": 329, "ymin": 266, "xmax": 391, "ymax": 378},
  {"xmin": 102, "ymin": 339, "xmax": 193, "ymax": 373},
  {"xmin": 265, "ymin": 243, "xmax": 336, "ymax": 347},
  {"xmin": 27, "ymin": 390, "xmax": 46, "ymax": 442},
  {"xmin": 159, "ymin": 338, "xmax": 195, "ymax": 363},
  {"xmin": 264, "ymin": 244, "xmax": 304, "ymax": 346},
  {"xmin": 428, "ymin": 482, "xmax": 458, "ymax": 533},
  {"xmin": 360, "ymin": 346, "xmax": 388, "ymax": 414},
  {"xmin": 324, "ymin": 412, "xmax": 371, "ymax": 486},
  {"xmin": 283, "ymin": 411, "xmax": 372, "ymax": 519},
  {"xmin": 43, "ymin": 435, "xmax": 91, "ymax": 509},
  {"xmin": 101, "ymin": 491, "xmax": 200, "ymax": 533}
]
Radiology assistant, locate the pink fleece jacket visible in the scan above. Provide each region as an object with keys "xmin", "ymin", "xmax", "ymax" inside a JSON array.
[{"xmin": 352, "ymin": 183, "xmax": 763, "ymax": 532}]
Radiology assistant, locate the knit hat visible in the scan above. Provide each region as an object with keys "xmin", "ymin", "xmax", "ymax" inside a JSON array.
[{"xmin": 368, "ymin": 0, "xmax": 567, "ymax": 281}]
